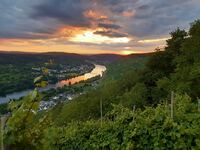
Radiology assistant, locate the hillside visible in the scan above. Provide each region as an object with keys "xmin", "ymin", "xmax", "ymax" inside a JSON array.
[
  {"xmin": 105, "ymin": 53, "xmax": 151, "ymax": 80},
  {"xmin": 0, "ymin": 52, "xmax": 85, "ymax": 65},
  {"xmin": 0, "ymin": 52, "xmax": 122, "ymax": 96},
  {"xmin": 47, "ymin": 54, "xmax": 150, "ymax": 124},
  {"xmin": 0, "ymin": 52, "xmax": 91, "ymax": 96},
  {"xmin": 2, "ymin": 20, "xmax": 200, "ymax": 149},
  {"xmin": 88, "ymin": 54, "xmax": 123, "ymax": 64}
]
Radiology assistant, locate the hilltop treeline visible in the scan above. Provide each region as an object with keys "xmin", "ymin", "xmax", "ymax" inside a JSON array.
[
  {"xmin": 49, "ymin": 20, "xmax": 200, "ymax": 124},
  {"xmin": 3, "ymin": 20, "xmax": 200, "ymax": 149}
]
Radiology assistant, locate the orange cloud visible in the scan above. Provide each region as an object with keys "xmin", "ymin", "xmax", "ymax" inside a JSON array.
[
  {"xmin": 0, "ymin": 39, "xmax": 34, "ymax": 46},
  {"xmin": 54, "ymin": 24, "xmax": 131, "ymax": 45},
  {"xmin": 69, "ymin": 30, "xmax": 131, "ymax": 44},
  {"xmin": 58, "ymin": 26, "xmax": 88, "ymax": 38},
  {"xmin": 0, "ymin": 38, "xmax": 117, "ymax": 54},
  {"xmin": 84, "ymin": 10, "xmax": 107, "ymax": 19},
  {"xmin": 122, "ymin": 10, "xmax": 135, "ymax": 17}
]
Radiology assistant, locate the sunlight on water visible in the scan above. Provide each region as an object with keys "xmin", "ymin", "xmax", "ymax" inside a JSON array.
[
  {"xmin": 0, "ymin": 64, "xmax": 106, "ymax": 104},
  {"xmin": 56, "ymin": 64, "xmax": 106, "ymax": 88}
]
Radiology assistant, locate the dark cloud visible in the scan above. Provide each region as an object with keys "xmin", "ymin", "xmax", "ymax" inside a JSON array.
[
  {"xmin": 98, "ymin": 23, "xmax": 121, "ymax": 29},
  {"xmin": 99, "ymin": 0, "xmax": 139, "ymax": 13},
  {"xmin": 137, "ymin": 5, "xmax": 150, "ymax": 10},
  {"xmin": 0, "ymin": 0, "xmax": 59, "ymax": 39},
  {"xmin": 125, "ymin": 0, "xmax": 200, "ymax": 37},
  {"xmin": 30, "ymin": 0, "xmax": 91, "ymax": 27},
  {"xmin": 153, "ymin": 0, "xmax": 190, "ymax": 9},
  {"xmin": 94, "ymin": 30, "xmax": 128, "ymax": 38},
  {"xmin": 0, "ymin": 0, "xmax": 200, "ymax": 52}
]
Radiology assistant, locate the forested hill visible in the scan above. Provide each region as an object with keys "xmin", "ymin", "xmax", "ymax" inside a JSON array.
[
  {"xmin": 2, "ymin": 20, "xmax": 200, "ymax": 149},
  {"xmin": 0, "ymin": 52, "xmax": 90, "ymax": 96},
  {"xmin": 0, "ymin": 52, "xmax": 86, "ymax": 65},
  {"xmin": 0, "ymin": 52, "xmax": 122, "ymax": 96},
  {"xmin": 0, "ymin": 51, "xmax": 122, "ymax": 65}
]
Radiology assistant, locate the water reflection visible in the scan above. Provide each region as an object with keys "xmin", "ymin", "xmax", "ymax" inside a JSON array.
[
  {"xmin": 56, "ymin": 64, "xmax": 106, "ymax": 87},
  {"xmin": 0, "ymin": 64, "xmax": 106, "ymax": 104}
]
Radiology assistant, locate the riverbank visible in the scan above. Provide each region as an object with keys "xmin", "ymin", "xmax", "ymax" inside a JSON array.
[{"xmin": 0, "ymin": 64, "xmax": 106, "ymax": 104}]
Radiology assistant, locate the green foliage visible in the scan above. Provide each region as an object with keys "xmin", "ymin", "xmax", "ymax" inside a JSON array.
[
  {"xmin": 121, "ymin": 83, "xmax": 148, "ymax": 108},
  {"xmin": 105, "ymin": 55, "xmax": 149, "ymax": 80},
  {"xmin": 51, "ymin": 69, "xmax": 144, "ymax": 125},
  {"xmin": 0, "ymin": 103, "xmax": 8, "ymax": 115},
  {"xmin": 3, "ymin": 67, "xmax": 52, "ymax": 149},
  {"xmin": 171, "ymin": 21, "xmax": 200, "ymax": 98},
  {"xmin": 3, "ymin": 19, "xmax": 200, "ymax": 149},
  {"xmin": 46, "ymin": 19, "xmax": 200, "ymax": 125},
  {"xmin": 133, "ymin": 20, "xmax": 200, "ymax": 104},
  {"xmin": 40, "ymin": 94, "xmax": 200, "ymax": 149},
  {"xmin": 0, "ymin": 52, "xmax": 92, "ymax": 96},
  {"xmin": 4, "ymin": 90, "xmax": 52, "ymax": 149},
  {"xmin": 147, "ymin": 28, "xmax": 186, "ymax": 74},
  {"xmin": 0, "ymin": 64, "xmax": 35, "ymax": 96}
]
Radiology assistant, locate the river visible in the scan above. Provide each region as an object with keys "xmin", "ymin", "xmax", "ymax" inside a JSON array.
[{"xmin": 0, "ymin": 64, "xmax": 106, "ymax": 104}]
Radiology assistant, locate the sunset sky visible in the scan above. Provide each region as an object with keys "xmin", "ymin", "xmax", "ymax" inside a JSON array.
[{"xmin": 0, "ymin": 0, "xmax": 200, "ymax": 54}]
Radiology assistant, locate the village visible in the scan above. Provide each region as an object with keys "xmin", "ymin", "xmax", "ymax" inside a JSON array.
[
  {"xmin": 38, "ymin": 75, "xmax": 101, "ymax": 111},
  {"xmin": 32, "ymin": 64, "xmax": 94, "ymax": 82}
]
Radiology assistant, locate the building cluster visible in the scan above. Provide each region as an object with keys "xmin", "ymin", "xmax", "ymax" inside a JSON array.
[
  {"xmin": 39, "ymin": 100, "xmax": 56, "ymax": 111},
  {"xmin": 39, "ymin": 93, "xmax": 76, "ymax": 111},
  {"xmin": 32, "ymin": 64, "xmax": 93, "ymax": 80}
]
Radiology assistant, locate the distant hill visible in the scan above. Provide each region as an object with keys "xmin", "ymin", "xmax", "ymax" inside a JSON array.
[
  {"xmin": 0, "ymin": 51, "xmax": 122, "ymax": 64},
  {"xmin": 0, "ymin": 51, "xmax": 153, "ymax": 66},
  {"xmin": 126, "ymin": 52, "xmax": 154, "ymax": 57},
  {"xmin": 0, "ymin": 51, "xmax": 90, "ymax": 96},
  {"xmin": 88, "ymin": 54, "xmax": 122, "ymax": 63},
  {"xmin": 0, "ymin": 51, "xmax": 87, "ymax": 66}
]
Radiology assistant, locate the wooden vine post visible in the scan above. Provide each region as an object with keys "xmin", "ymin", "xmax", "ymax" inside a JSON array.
[
  {"xmin": 100, "ymin": 99, "xmax": 103, "ymax": 127},
  {"xmin": 171, "ymin": 91, "xmax": 174, "ymax": 119}
]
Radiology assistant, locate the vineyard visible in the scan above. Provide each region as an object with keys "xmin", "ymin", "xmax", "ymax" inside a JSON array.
[{"xmin": 1, "ymin": 20, "xmax": 200, "ymax": 149}]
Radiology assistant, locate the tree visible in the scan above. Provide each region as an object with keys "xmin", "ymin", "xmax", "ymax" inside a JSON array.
[
  {"xmin": 172, "ymin": 20, "xmax": 200, "ymax": 98},
  {"xmin": 147, "ymin": 28, "xmax": 187, "ymax": 76},
  {"xmin": 121, "ymin": 83, "xmax": 148, "ymax": 108},
  {"xmin": 4, "ymin": 65, "xmax": 52, "ymax": 149}
]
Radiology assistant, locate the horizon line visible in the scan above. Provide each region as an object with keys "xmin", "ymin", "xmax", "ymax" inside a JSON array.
[{"xmin": 0, "ymin": 50, "xmax": 154, "ymax": 56}]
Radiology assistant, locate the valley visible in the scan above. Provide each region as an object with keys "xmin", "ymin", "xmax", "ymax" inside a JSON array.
[{"xmin": 1, "ymin": 0, "xmax": 200, "ymax": 149}]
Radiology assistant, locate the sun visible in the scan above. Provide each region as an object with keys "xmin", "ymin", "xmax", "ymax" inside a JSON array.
[{"xmin": 121, "ymin": 50, "xmax": 134, "ymax": 55}]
